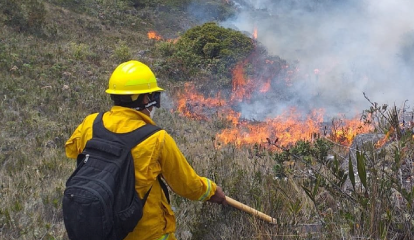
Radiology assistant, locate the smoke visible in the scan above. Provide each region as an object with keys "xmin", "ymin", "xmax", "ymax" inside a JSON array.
[{"xmin": 217, "ymin": 0, "xmax": 414, "ymax": 120}]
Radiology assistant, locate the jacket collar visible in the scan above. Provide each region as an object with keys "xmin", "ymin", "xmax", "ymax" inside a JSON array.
[{"xmin": 109, "ymin": 106, "xmax": 156, "ymax": 125}]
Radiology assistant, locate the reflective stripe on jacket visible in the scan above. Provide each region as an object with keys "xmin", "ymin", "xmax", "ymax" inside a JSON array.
[{"xmin": 65, "ymin": 106, "xmax": 217, "ymax": 240}]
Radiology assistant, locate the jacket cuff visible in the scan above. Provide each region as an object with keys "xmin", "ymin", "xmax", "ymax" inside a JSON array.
[{"xmin": 198, "ymin": 178, "xmax": 217, "ymax": 201}]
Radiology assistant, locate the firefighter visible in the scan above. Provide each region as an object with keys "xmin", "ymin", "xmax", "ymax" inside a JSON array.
[{"xmin": 65, "ymin": 60, "xmax": 227, "ymax": 240}]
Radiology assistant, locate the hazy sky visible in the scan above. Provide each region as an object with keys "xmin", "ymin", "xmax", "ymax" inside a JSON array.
[{"xmin": 216, "ymin": 0, "xmax": 414, "ymax": 120}]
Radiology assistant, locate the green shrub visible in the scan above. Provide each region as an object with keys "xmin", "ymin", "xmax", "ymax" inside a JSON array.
[
  {"xmin": 69, "ymin": 42, "xmax": 91, "ymax": 60},
  {"xmin": 154, "ymin": 22, "xmax": 254, "ymax": 84},
  {"xmin": 113, "ymin": 41, "xmax": 132, "ymax": 62},
  {"xmin": 178, "ymin": 22, "xmax": 254, "ymax": 62}
]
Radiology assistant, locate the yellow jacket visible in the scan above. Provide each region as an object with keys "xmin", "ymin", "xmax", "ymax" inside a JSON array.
[{"xmin": 65, "ymin": 106, "xmax": 217, "ymax": 240}]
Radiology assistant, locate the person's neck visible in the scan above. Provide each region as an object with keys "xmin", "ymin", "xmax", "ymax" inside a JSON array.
[{"xmin": 140, "ymin": 108, "xmax": 151, "ymax": 117}]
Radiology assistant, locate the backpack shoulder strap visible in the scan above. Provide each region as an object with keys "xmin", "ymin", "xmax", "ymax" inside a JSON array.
[
  {"xmin": 158, "ymin": 175, "xmax": 170, "ymax": 204},
  {"xmin": 91, "ymin": 112, "xmax": 168, "ymax": 200},
  {"xmin": 125, "ymin": 124, "xmax": 162, "ymax": 150}
]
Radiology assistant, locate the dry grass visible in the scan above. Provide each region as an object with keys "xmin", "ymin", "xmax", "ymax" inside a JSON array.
[{"xmin": 1, "ymin": 1, "xmax": 414, "ymax": 240}]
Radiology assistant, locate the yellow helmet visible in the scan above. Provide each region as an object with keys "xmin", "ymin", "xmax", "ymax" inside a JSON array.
[{"xmin": 106, "ymin": 60, "xmax": 164, "ymax": 95}]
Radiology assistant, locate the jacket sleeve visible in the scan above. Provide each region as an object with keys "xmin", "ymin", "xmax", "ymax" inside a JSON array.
[
  {"xmin": 65, "ymin": 123, "xmax": 83, "ymax": 159},
  {"xmin": 158, "ymin": 131, "xmax": 217, "ymax": 201},
  {"xmin": 65, "ymin": 114, "xmax": 97, "ymax": 159}
]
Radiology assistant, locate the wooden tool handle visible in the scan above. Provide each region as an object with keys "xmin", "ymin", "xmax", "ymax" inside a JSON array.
[{"xmin": 226, "ymin": 196, "xmax": 277, "ymax": 224}]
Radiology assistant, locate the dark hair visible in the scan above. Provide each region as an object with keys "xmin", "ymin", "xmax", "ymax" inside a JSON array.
[{"xmin": 110, "ymin": 94, "xmax": 146, "ymax": 109}]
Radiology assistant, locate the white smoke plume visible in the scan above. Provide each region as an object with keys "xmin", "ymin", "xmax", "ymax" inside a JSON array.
[{"xmin": 217, "ymin": 0, "xmax": 414, "ymax": 120}]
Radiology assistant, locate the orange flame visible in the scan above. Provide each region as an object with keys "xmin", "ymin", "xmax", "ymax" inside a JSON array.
[
  {"xmin": 329, "ymin": 116, "xmax": 374, "ymax": 145},
  {"xmin": 216, "ymin": 108, "xmax": 325, "ymax": 148},
  {"xmin": 259, "ymin": 78, "xmax": 271, "ymax": 93},
  {"xmin": 375, "ymin": 127, "xmax": 394, "ymax": 148},
  {"xmin": 147, "ymin": 31, "xmax": 162, "ymax": 40},
  {"xmin": 173, "ymin": 59, "xmax": 374, "ymax": 150},
  {"xmin": 230, "ymin": 60, "xmax": 254, "ymax": 102},
  {"xmin": 175, "ymin": 83, "xmax": 223, "ymax": 120},
  {"xmin": 253, "ymin": 28, "xmax": 258, "ymax": 40}
]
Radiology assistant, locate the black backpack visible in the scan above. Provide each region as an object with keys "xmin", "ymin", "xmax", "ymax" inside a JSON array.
[{"xmin": 62, "ymin": 112, "xmax": 161, "ymax": 240}]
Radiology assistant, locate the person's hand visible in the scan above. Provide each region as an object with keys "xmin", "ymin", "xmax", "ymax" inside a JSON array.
[{"xmin": 208, "ymin": 186, "xmax": 227, "ymax": 205}]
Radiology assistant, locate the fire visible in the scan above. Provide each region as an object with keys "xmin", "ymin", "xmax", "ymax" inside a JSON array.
[
  {"xmin": 259, "ymin": 78, "xmax": 271, "ymax": 93},
  {"xmin": 175, "ymin": 83, "xmax": 224, "ymax": 120},
  {"xmin": 147, "ymin": 31, "xmax": 162, "ymax": 40},
  {"xmin": 218, "ymin": 109, "xmax": 241, "ymax": 125},
  {"xmin": 216, "ymin": 108, "xmax": 325, "ymax": 148},
  {"xmin": 329, "ymin": 116, "xmax": 374, "ymax": 145},
  {"xmin": 375, "ymin": 127, "xmax": 394, "ymax": 148},
  {"xmin": 173, "ymin": 59, "xmax": 374, "ymax": 150},
  {"xmin": 147, "ymin": 30, "xmax": 180, "ymax": 43},
  {"xmin": 253, "ymin": 27, "xmax": 258, "ymax": 40},
  {"xmin": 231, "ymin": 60, "xmax": 254, "ymax": 102}
]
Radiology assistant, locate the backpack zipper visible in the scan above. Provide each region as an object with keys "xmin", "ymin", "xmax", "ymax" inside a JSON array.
[{"xmin": 84, "ymin": 154, "xmax": 90, "ymax": 163}]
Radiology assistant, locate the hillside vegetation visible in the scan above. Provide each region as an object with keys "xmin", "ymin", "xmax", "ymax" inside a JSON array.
[{"xmin": 1, "ymin": 1, "xmax": 414, "ymax": 240}]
